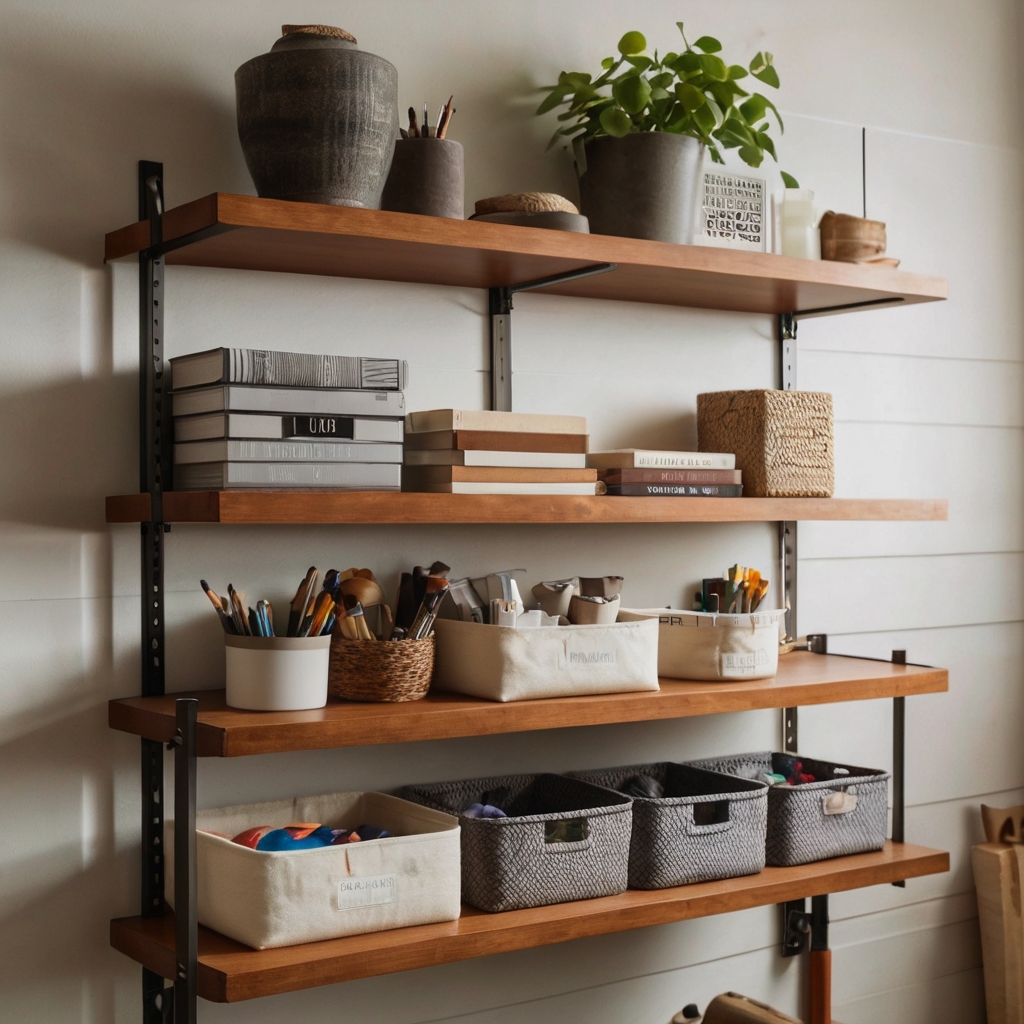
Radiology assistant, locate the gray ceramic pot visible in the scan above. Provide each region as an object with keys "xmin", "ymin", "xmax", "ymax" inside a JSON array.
[
  {"xmin": 577, "ymin": 133, "xmax": 704, "ymax": 244},
  {"xmin": 235, "ymin": 26, "xmax": 398, "ymax": 208},
  {"xmin": 381, "ymin": 138, "xmax": 465, "ymax": 219}
]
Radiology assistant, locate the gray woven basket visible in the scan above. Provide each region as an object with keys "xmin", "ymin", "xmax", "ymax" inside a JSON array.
[
  {"xmin": 686, "ymin": 751, "xmax": 890, "ymax": 867},
  {"xmin": 402, "ymin": 773, "xmax": 632, "ymax": 912},
  {"xmin": 570, "ymin": 762, "xmax": 767, "ymax": 889}
]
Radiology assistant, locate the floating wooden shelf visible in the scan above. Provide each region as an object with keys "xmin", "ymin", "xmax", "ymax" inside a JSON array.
[
  {"xmin": 108, "ymin": 652, "xmax": 947, "ymax": 757},
  {"xmin": 110, "ymin": 841, "xmax": 948, "ymax": 1002},
  {"xmin": 105, "ymin": 491, "xmax": 948, "ymax": 525},
  {"xmin": 104, "ymin": 193, "xmax": 947, "ymax": 316}
]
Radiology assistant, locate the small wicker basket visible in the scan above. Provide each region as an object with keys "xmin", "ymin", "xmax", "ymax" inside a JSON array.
[
  {"xmin": 329, "ymin": 634, "xmax": 435, "ymax": 702},
  {"xmin": 697, "ymin": 389, "xmax": 834, "ymax": 497}
]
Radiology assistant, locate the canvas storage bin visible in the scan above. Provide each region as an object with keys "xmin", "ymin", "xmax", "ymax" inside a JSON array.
[
  {"xmin": 618, "ymin": 608, "xmax": 785, "ymax": 681},
  {"xmin": 570, "ymin": 762, "xmax": 767, "ymax": 889},
  {"xmin": 697, "ymin": 389, "xmax": 834, "ymax": 497},
  {"xmin": 166, "ymin": 790, "xmax": 460, "ymax": 949},
  {"xmin": 403, "ymin": 772, "xmax": 632, "ymax": 912},
  {"xmin": 432, "ymin": 616, "xmax": 659, "ymax": 702},
  {"xmin": 686, "ymin": 751, "xmax": 890, "ymax": 866}
]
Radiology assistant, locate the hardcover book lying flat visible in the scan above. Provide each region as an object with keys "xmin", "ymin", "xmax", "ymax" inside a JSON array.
[
  {"xmin": 402, "ymin": 429, "xmax": 588, "ymax": 454},
  {"xmin": 173, "ymin": 413, "xmax": 404, "ymax": 443},
  {"xmin": 174, "ymin": 440, "xmax": 403, "ymax": 465},
  {"xmin": 173, "ymin": 461, "xmax": 402, "ymax": 490},
  {"xmin": 173, "ymin": 385, "xmax": 406, "ymax": 419},
  {"xmin": 403, "ymin": 449, "xmax": 587, "ymax": 469},
  {"xmin": 587, "ymin": 449, "xmax": 736, "ymax": 470},
  {"xmin": 169, "ymin": 347, "xmax": 408, "ymax": 391},
  {"xmin": 406, "ymin": 409, "xmax": 586, "ymax": 435}
]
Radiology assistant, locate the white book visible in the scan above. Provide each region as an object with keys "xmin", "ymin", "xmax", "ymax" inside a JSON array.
[
  {"xmin": 406, "ymin": 409, "xmax": 587, "ymax": 435},
  {"xmin": 173, "ymin": 461, "xmax": 401, "ymax": 490},
  {"xmin": 587, "ymin": 449, "xmax": 736, "ymax": 470},
  {"xmin": 403, "ymin": 449, "xmax": 587, "ymax": 469},
  {"xmin": 173, "ymin": 413, "xmax": 404, "ymax": 443},
  {"xmin": 407, "ymin": 482, "xmax": 601, "ymax": 495},
  {"xmin": 173, "ymin": 386, "xmax": 405, "ymax": 418},
  {"xmin": 174, "ymin": 440, "xmax": 403, "ymax": 465}
]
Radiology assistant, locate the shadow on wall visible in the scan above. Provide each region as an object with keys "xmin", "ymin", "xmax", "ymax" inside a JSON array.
[{"xmin": 0, "ymin": 14, "xmax": 251, "ymax": 266}]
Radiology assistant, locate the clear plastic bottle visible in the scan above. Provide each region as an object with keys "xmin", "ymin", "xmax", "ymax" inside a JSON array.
[{"xmin": 778, "ymin": 188, "xmax": 820, "ymax": 259}]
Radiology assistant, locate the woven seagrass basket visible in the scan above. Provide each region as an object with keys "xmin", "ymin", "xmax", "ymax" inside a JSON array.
[
  {"xmin": 328, "ymin": 634, "xmax": 434, "ymax": 702},
  {"xmin": 697, "ymin": 389, "xmax": 834, "ymax": 497}
]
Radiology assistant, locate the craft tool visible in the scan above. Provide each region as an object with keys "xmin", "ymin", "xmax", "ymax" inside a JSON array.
[
  {"xmin": 306, "ymin": 591, "xmax": 336, "ymax": 638},
  {"xmin": 400, "ymin": 127, "xmax": 409, "ymax": 139},
  {"xmin": 256, "ymin": 599, "xmax": 275, "ymax": 637},
  {"xmin": 408, "ymin": 576, "xmax": 450, "ymax": 639},
  {"xmin": 408, "ymin": 106, "xmax": 419, "ymax": 137},
  {"xmin": 423, "ymin": 102, "xmax": 429, "ymax": 138},
  {"xmin": 200, "ymin": 580, "xmax": 236, "ymax": 633},
  {"xmin": 287, "ymin": 567, "xmax": 317, "ymax": 636},
  {"xmin": 227, "ymin": 584, "xmax": 251, "ymax": 635},
  {"xmin": 438, "ymin": 104, "xmax": 455, "ymax": 139},
  {"xmin": 345, "ymin": 599, "xmax": 374, "ymax": 640}
]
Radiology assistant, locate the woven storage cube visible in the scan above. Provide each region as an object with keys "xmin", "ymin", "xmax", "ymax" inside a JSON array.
[
  {"xmin": 402, "ymin": 772, "xmax": 632, "ymax": 911},
  {"xmin": 570, "ymin": 762, "xmax": 767, "ymax": 889},
  {"xmin": 686, "ymin": 751, "xmax": 889, "ymax": 866},
  {"xmin": 166, "ymin": 791, "xmax": 460, "ymax": 949},
  {"xmin": 697, "ymin": 390, "xmax": 834, "ymax": 497},
  {"xmin": 329, "ymin": 634, "xmax": 434, "ymax": 702}
]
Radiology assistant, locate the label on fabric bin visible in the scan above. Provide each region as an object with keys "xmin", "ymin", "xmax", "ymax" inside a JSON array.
[
  {"xmin": 336, "ymin": 874, "xmax": 397, "ymax": 911},
  {"xmin": 720, "ymin": 649, "xmax": 771, "ymax": 677}
]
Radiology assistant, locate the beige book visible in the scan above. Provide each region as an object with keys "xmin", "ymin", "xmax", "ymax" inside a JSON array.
[
  {"xmin": 404, "ymin": 482, "xmax": 603, "ymax": 495},
  {"xmin": 587, "ymin": 449, "xmax": 736, "ymax": 470},
  {"xmin": 403, "ymin": 465, "xmax": 597, "ymax": 484},
  {"xmin": 404, "ymin": 449, "xmax": 587, "ymax": 469},
  {"xmin": 406, "ymin": 409, "xmax": 587, "ymax": 435}
]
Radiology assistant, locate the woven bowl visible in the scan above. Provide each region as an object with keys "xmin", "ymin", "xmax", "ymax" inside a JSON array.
[{"xmin": 329, "ymin": 634, "xmax": 435, "ymax": 702}]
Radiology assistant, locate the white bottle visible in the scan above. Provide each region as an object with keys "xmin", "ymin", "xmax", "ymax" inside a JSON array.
[{"xmin": 778, "ymin": 188, "xmax": 820, "ymax": 259}]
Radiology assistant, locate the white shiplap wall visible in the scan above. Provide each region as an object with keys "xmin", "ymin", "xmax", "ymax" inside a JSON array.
[{"xmin": 0, "ymin": 1, "xmax": 1021, "ymax": 1022}]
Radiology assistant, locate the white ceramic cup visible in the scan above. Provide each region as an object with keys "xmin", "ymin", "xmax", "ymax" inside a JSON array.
[{"xmin": 225, "ymin": 634, "xmax": 331, "ymax": 711}]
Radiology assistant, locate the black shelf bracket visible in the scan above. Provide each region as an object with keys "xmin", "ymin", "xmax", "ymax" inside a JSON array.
[
  {"xmin": 488, "ymin": 263, "xmax": 616, "ymax": 411},
  {"xmin": 782, "ymin": 893, "xmax": 828, "ymax": 957},
  {"xmin": 778, "ymin": 311, "xmax": 799, "ymax": 748},
  {"xmin": 172, "ymin": 699, "xmax": 199, "ymax": 1023}
]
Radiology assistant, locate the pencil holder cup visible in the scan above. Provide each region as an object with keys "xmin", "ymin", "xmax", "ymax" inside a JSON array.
[
  {"xmin": 225, "ymin": 634, "xmax": 331, "ymax": 711},
  {"xmin": 329, "ymin": 634, "xmax": 435, "ymax": 702},
  {"xmin": 380, "ymin": 138, "xmax": 464, "ymax": 219}
]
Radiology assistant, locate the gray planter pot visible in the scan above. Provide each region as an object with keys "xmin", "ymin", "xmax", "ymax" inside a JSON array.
[
  {"xmin": 577, "ymin": 133, "xmax": 704, "ymax": 244},
  {"xmin": 381, "ymin": 139, "xmax": 465, "ymax": 219},
  {"xmin": 235, "ymin": 26, "xmax": 398, "ymax": 208}
]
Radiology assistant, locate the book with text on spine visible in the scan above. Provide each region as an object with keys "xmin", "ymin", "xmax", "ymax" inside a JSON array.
[
  {"xmin": 598, "ymin": 468, "xmax": 742, "ymax": 485},
  {"xmin": 173, "ymin": 385, "xmax": 405, "ymax": 419},
  {"xmin": 169, "ymin": 347, "xmax": 407, "ymax": 391},
  {"xmin": 605, "ymin": 483, "xmax": 743, "ymax": 497},
  {"xmin": 173, "ymin": 461, "xmax": 401, "ymax": 491},
  {"xmin": 173, "ymin": 413, "xmax": 404, "ymax": 443},
  {"xmin": 587, "ymin": 449, "xmax": 735, "ymax": 470},
  {"xmin": 403, "ymin": 449, "xmax": 587, "ymax": 469},
  {"xmin": 174, "ymin": 440, "xmax": 403, "ymax": 465}
]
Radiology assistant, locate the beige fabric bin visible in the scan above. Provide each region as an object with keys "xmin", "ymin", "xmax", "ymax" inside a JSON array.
[
  {"xmin": 432, "ymin": 617, "xmax": 659, "ymax": 701},
  {"xmin": 166, "ymin": 790, "xmax": 460, "ymax": 949},
  {"xmin": 618, "ymin": 608, "xmax": 785, "ymax": 681}
]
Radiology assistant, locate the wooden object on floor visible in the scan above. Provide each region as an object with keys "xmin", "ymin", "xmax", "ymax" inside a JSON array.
[
  {"xmin": 972, "ymin": 842, "xmax": 1024, "ymax": 1024},
  {"xmin": 809, "ymin": 949, "xmax": 832, "ymax": 1024},
  {"xmin": 981, "ymin": 804, "xmax": 1024, "ymax": 845},
  {"xmin": 703, "ymin": 992, "xmax": 802, "ymax": 1023},
  {"xmin": 108, "ymin": 652, "xmax": 949, "ymax": 756},
  {"xmin": 104, "ymin": 491, "xmax": 949, "ymax": 525},
  {"xmin": 109, "ymin": 842, "xmax": 948, "ymax": 1003},
  {"xmin": 103, "ymin": 194, "xmax": 946, "ymax": 316}
]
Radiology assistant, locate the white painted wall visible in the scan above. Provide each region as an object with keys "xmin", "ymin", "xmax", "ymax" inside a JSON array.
[{"xmin": 0, "ymin": 1, "xmax": 1020, "ymax": 1021}]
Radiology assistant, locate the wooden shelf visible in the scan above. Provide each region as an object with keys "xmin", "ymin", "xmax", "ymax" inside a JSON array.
[
  {"xmin": 110, "ymin": 841, "xmax": 948, "ymax": 1002},
  {"xmin": 105, "ymin": 491, "xmax": 948, "ymax": 525},
  {"xmin": 109, "ymin": 652, "xmax": 947, "ymax": 757},
  {"xmin": 104, "ymin": 193, "xmax": 946, "ymax": 316}
]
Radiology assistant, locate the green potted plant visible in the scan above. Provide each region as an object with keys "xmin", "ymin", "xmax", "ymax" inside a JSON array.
[{"xmin": 536, "ymin": 23, "xmax": 797, "ymax": 244}]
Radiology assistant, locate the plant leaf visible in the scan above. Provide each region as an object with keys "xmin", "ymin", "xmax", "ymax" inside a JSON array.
[
  {"xmin": 698, "ymin": 53, "xmax": 728, "ymax": 81},
  {"xmin": 624, "ymin": 54, "xmax": 653, "ymax": 70},
  {"xmin": 601, "ymin": 56, "xmax": 616, "ymax": 69},
  {"xmin": 749, "ymin": 51, "xmax": 780, "ymax": 88},
  {"xmin": 650, "ymin": 71, "xmax": 675, "ymax": 89},
  {"xmin": 739, "ymin": 94, "xmax": 767, "ymax": 123},
  {"xmin": 650, "ymin": 87, "xmax": 670, "ymax": 101},
  {"xmin": 693, "ymin": 35, "xmax": 722, "ymax": 53},
  {"xmin": 617, "ymin": 31, "xmax": 647, "ymax": 56},
  {"xmin": 676, "ymin": 81, "xmax": 706, "ymax": 112},
  {"xmin": 752, "ymin": 64, "xmax": 780, "ymax": 88},
  {"xmin": 781, "ymin": 170, "xmax": 800, "ymax": 188},
  {"xmin": 704, "ymin": 95, "xmax": 725, "ymax": 128},
  {"xmin": 693, "ymin": 101, "xmax": 717, "ymax": 134},
  {"xmin": 738, "ymin": 144, "xmax": 763, "ymax": 167},
  {"xmin": 672, "ymin": 51, "xmax": 702, "ymax": 76},
  {"xmin": 599, "ymin": 105, "xmax": 633, "ymax": 137},
  {"xmin": 727, "ymin": 64, "xmax": 749, "ymax": 79},
  {"xmin": 756, "ymin": 130, "xmax": 777, "ymax": 160},
  {"xmin": 535, "ymin": 88, "xmax": 571, "ymax": 115},
  {"xmin": 613, "ymin": 74, "xmax": 652, "ymax": 114}
]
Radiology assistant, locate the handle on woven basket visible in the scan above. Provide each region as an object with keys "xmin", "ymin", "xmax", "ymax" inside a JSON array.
[
  {"xmin": 540, "ymin": 816, "xmax": 593, "ymax": 854},
  {"xmin": 683, "ymin": 798, "xmax": 735, "ymax": 836},
  {"xmin": 821, "ymin": 787, "xmax": 859, "ymax": 816}
]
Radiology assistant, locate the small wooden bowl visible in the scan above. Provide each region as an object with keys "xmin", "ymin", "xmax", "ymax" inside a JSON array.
[{"xmin": 819, "ymin": 211, "xmax": 887, "ymax": 263}]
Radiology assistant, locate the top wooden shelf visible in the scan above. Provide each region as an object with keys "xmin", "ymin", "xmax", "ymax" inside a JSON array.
[{"xmin": 105, "ymin": 193, "xmax": 947, "ymax": 316}]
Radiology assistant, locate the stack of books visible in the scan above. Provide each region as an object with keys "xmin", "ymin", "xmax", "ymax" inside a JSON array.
[
  {"xmin": 402, "ymin": 410, "xmax": 599, "ymax": 495},
  {"xmin": 170, "ymin": 347, "xmax": 407, "ymax": 490},
  {"xmin": 587, "ymin": 449, "xmax": 742, "ymax": 496}
]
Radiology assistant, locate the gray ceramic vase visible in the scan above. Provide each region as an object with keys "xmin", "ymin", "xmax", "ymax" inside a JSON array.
[
  {"xmin": 235, "ymin": 25, "xmax": 398, "ymax": 208},
  {"xmin": 577, "ymin": 133, "xmax": 704, "ymax": 244},
  {"xmin": 381, "ymin": 139, "xmax": 465, "ymax": 219}
]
